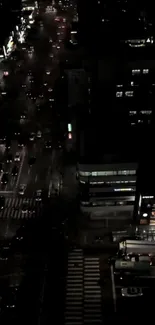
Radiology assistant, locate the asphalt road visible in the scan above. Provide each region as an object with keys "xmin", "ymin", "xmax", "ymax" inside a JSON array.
[{"xmin": 0, "ymin": 4, "xmax": 69, "ymax": 239}]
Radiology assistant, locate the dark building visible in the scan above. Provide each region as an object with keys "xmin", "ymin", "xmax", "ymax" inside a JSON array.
[{"xmin": 0, "ymin": 0, "xmax": 21, "ymax": 46}]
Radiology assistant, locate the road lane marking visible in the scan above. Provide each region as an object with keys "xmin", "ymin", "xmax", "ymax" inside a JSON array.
[
  {"xmin": 15, "ymin": 148, "xmax": 26, "ymax": 190},
  {"xmin": 110, "ymin": 265, "xmax": 117, "ymax": 312},
  {"xmin": 35, "ymin": 175, "xmax": 38, "ymax": 183}
]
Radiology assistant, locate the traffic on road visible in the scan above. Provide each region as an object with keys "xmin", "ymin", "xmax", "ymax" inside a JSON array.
[{"xmin": 0, "ymin": 2, "xmax": 71, "ymax": 323}]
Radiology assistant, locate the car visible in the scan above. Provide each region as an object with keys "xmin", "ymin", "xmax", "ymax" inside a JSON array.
[
  {"xmin": 0, "ymin": 244, "xmax": 11, "ymax": 261},
  {"xmin": 36, "ymin": 130, "xmax": 42, "ymax": 138},
  {"xmin": 26, "ymin": 90, "xmax": 31, "ymax": 97},
  {"xmin": 0, "ymin": 163, "xmax": 3, "ymax": 173},
  {"xmin": 28, "ymin": 70, "xmax": 32, "ymax": 76},
  {"xmin": 45, "ymin": 140, "xmax": 52, "ymax": 148},
  {"xmin": 57, "ymin": 140, "xmax": 62, "ymax": 149},
  {"xmin": 1, "ymin": 173, "xmax": 8, "ymax": 184},
  {"xmin": 121, "ymin": 287, "xmax": 143, "ymax": 298},
  {"xmin": 22, "ymin": 83, "xmax": 26, "ymax": 88},
  {"xmin": 20, "ymin": 114, "xmax": 26, "ymax": 120},
  {"xmin": 35, "ymin": 189, "xmax": 42, "ymax": 201},
  {"xmin": 36, "ymin": 104, "xmax": 41, "ymax": 111},
  {"xmin": 5, "ymin": 139, "xmax": 11, "ymax": 150},
  {"xmin": 30, "ymin": 94, "xmax": 37, "ymax": 100},
  {"xmin": 0, "ymin": 196, "xmax": 5, "ymax": 209},
  {"xmin": 18, "ymin": 184, "xmax": 26, "ymax": 195},
  {"xmin": 22, "ymin": 202, "xmax": 29, "ymax": 213},
  {"xmin": 29, "ymin": 132, "xmax": 35, "ymax": 141},
  {"xmin": 0, "ymin": 135, "xmax": 6, "ymax": 144},
  {"xmin": 28, "ymin": 156, "xmax": 36, "ymax": 166},
  {"xmin": 46, "ymin": 70, "xmax": 50, "ymax": 75},
  {"xmin": 48, "ymin": 88, "xmax": 53, "ymax": 92},
  {"xmin": 12, "ymin": 166, "xmax": 18, "ymax": 176},
  {"xmin": 14, "ymin": 152, "xmax": 20, "ymax": 162},
  {"xmin": 29, "ymin": 77, "xmax": 34, "ymax": 83},
  {"xmin": 14, "ymin": 129, "xmax": 20, "ymax": 136},
  {"xmin": 18, "ymin": 137, "xmax": 25, "ymax": 147},
  {"xmin": 4, "ymin": 291, "xmax": 17, "ymax": 308},
  {"xmin": 6, "ymin": 153, "xmax": 13, "ymax": 163}
]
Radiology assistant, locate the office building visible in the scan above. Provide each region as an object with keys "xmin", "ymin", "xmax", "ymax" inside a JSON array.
[{"xmin": 76, "ymin": 130, "xmax": 138, "ymax": 220}]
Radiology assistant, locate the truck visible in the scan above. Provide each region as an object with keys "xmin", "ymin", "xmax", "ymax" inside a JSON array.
[
  {"xmin": 119, "ymin": 240, "xmax": 155, "ymax": 256},
  {"xmin": 114, "ymin": 260, "xmax": 151, "ymax": 272}
]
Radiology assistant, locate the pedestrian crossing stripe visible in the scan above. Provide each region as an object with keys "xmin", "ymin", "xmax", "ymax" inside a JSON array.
[
  {"xmin": 65, "ymin": 250, "xmax": 102, "ymax": 325},
  {"xmin": 0, "ymin": 197, "xmax": 43, "ymax": 219}
]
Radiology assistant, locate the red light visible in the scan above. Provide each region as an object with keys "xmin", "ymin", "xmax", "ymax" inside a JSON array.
[{"xmin": 68, "ymin": 133, "xmax": 72, "ymax": 139}]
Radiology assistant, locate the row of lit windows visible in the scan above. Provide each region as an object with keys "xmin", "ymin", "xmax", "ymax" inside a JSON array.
[
  {"xmin": 90, "ymin": 180, "xmax": 136, "ymax": 185},
  {"xmin": 132, "ymin": 69, "xmax": 149, "ymax": 75},
  {"xmin": 80, "ymin": 180, "xmax": 136, "ymax": 185},
  {"xmin": 129, "ymin": 110, "xmax": 152, "ymax": 115},
  {"xmin": 116, "ymin": 91, "xmax": 134, "ymax": 97},
  {"xmin": 81, "ymin": 200, "xmax": 135, "ymax": 207},
  {"xmin": 79, "ymin": 170, "xmax": 136, "ymax": 177}
]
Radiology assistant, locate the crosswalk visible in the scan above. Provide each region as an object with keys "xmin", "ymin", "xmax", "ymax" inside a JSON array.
[
  {"xmin": 65, "ymin": 249, "xmax": 102, "ymax": 325},
  {"xmin": 84, "ymin": 257, "xmax": 102, "ymax": 324},
  {"xmin": 0, "ymin": 197, "xmax": 43, "ymax": 219}
]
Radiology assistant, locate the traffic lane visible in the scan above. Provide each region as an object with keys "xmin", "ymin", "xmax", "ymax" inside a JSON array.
[
  {"xmin": 115, "ymin": 285, "xmax": 153, "ymax": 317},
  {"xmin": 25, "ymin": 148, "xmax": 53, "ymax": 195},
  {"xmin": 0, "ymin": 219, "xmax": 20, "ymax": 240},
  {"xmin": 17, "ymin": 141, "xmax": 40, "ymax": 188},
  {"xmin": 2, "ymin": 24, "xmax": 46, "ymax": 94},
  {"xmin": 113, "ymin": 269, "xmax": 155, "ymax": 316},
  {"xmin": 0, "ymin": 142, "xmax": 24, "ymax": 192}
]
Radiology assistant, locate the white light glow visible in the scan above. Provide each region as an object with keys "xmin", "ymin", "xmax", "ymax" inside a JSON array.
[
  {"xmin": 68, "ymin": 123, "xmax": 72, "ymax": 132},
  {"xmin": 114, "ymin": 188, "xmax": 133, "ymax": 192}
]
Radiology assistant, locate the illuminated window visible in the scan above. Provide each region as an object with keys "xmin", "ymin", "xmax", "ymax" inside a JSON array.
[
  {"xmin": 114, "ymin": 188, "xmax": 134, "ymax": 192},
  {"xmin": 118, "ymin": 170, "xmax": 136, "ymax": 175},
  {"xmin": 140, "ymin": 110, "xmax": 152, "ymax": 115},
  {"xmin": 116, "ymin": 91, "xmax": 123, "ymax": 97},
  {"xmin": 79, "ymin": 169, "xmax": 136, "ymax": 177},
  {"xmin": 129, "ymin": 111, "xmax": 137, "ymax": 115},
  {"xmin": 116, "ymin": 84, "xmax": 123, "ymax": 88},
  {"xmin": 92, "ymin": 171, "xmax": 117, "ymax": 176},
  {"xmin": 132, "ymin": 69, "xmax": 140, "ymax": 75},
  {"xmin": 79, "ymin": 171, "xmax": 91, "ymax": 177},
  {"xmin": 125, "ymin": 91, "xmax": 134, "ymax": 97},
  {"xmin": 143, "ymin": 69, "xmax": 149, "ymax": 74}
]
